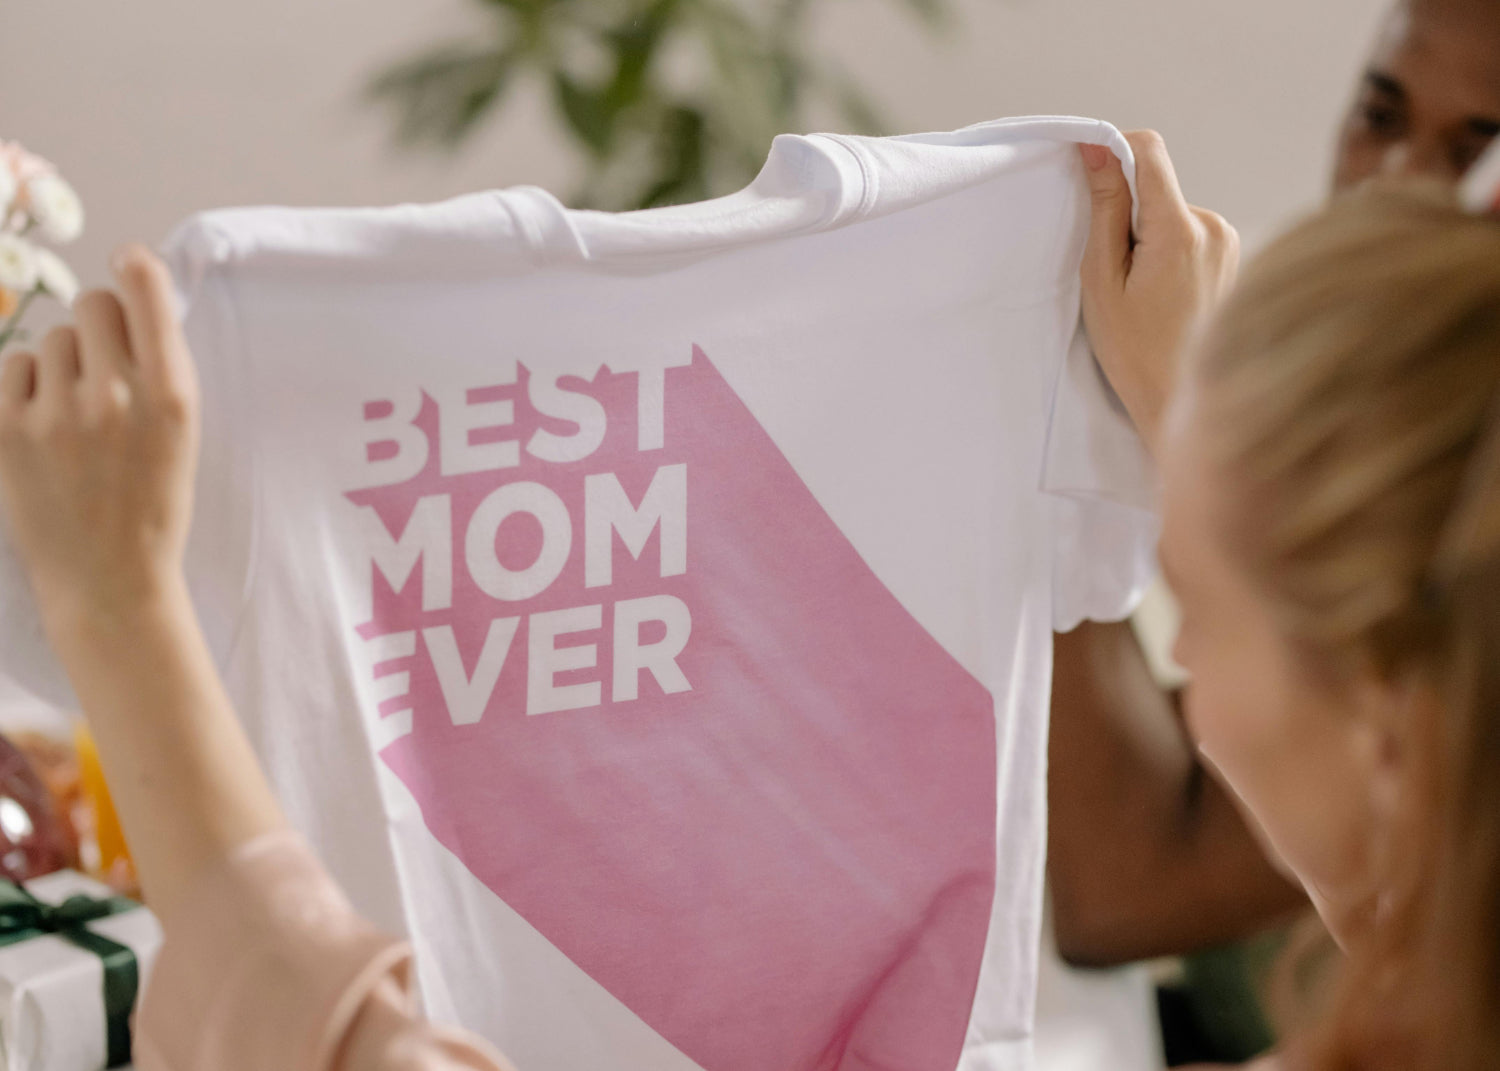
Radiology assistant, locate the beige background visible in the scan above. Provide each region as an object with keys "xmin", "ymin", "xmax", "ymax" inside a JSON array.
[{"xmin": 3, "ymin": 0, "xmax": 1387, "ymax": 299}]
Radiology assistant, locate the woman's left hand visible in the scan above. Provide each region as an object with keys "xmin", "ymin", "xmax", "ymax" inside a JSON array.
[
  {"xmin": 0, "ymin": 245, "xmax": 200, "ymax": 635},
  {"xmin": 1079, "ymin": 132, "xmax": 1241, "ymax": 455}
]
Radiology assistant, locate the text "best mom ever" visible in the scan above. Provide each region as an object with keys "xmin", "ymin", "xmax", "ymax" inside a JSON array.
[{"xmin": 344, "ymin": 358, "xmax": 695, "ymax": 745}]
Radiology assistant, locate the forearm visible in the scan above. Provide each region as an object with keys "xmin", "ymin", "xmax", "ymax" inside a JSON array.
[
  {"xmin": 43, "ymin": 576, "xmax": 286, "ymax": 927},
  {"xmin": 1048, "ymin": 620, "xmax": 1305, "ymax": 966}
]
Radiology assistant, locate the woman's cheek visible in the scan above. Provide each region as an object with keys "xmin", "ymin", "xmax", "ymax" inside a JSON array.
[{"xmin": 1180, "ymin": 633, "xmax": 1277, "ymax": 791}]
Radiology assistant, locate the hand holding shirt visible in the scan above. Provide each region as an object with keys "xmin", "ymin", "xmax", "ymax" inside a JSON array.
[{"xmin": 0, "ymin": 116, "xmax": 1155, "ymax": 1071}]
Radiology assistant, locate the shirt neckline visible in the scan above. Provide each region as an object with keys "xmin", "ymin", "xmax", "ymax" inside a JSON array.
[{"xmin": 492, "ymin": 115, "xmax": 1134, "ymax": 265}]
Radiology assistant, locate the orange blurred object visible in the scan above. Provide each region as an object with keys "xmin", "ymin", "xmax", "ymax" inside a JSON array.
[
  {"xmin": 74, "ymin": 723, "xmax": 135, "ymax": 892},
  {"xmin": 0, "ymin": 287, "xmax": 16, "ymax": 318}
]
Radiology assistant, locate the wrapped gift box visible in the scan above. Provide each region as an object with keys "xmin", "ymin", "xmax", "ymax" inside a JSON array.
[{"xmin": 0, "ymin": 871, "xmax": 160, "ymax": 1071}]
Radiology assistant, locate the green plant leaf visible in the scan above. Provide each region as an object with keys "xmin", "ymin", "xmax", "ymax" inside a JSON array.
[
  {"xmin": 371, "ymin": 0, "xmax": 953, "ymax": 208},
  {"xmin": 553, "ymin": 72, "xmax": 618, "ymax": 156},
  {"xmin": 601, "ymin": 0, "xmax": 678, "ymax": 115},
  {"xmin": 638, "ymin": 105, "xmax": 708, "ymax": 208},
  {"xmin": 368, "ymin": 44, "xmax": 519, "ymax": 147}
]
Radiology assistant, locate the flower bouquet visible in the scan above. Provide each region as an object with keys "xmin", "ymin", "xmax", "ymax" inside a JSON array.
[{"xmin": 0, "ymin": 141, "xmax": 84, "ymax": 351}]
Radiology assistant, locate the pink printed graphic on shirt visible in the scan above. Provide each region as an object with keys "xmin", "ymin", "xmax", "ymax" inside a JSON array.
[{"xmin": 343, "ymin": 346, "xmax": 996, "ymax": 1071}]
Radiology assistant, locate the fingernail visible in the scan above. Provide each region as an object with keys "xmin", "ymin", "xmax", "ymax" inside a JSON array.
[{"xmin": 1080, "ymin": 144, "xmax": 1110, "ymax": 171}]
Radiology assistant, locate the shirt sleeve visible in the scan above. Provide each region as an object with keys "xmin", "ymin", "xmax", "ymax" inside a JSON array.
[
  {"xmin": 133, "ymin": 830, "xmax": 519, "ymax": 1071},
  {"xmin": 1042, "ymin": 323, "xmax": 1161, "ymax": 633}
]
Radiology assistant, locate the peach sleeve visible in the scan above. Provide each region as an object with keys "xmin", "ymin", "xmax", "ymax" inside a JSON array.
[{"xmin": 132, "ymin": 831, "xmax": 518, "ymax": 1071}]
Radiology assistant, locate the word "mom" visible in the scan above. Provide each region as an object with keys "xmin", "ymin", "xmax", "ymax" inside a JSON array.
[{"xmin": 345, "ymin": 361, "xmax": 696, "ymax": 744}]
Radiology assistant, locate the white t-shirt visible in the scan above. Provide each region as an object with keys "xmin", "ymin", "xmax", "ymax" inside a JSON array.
[
  {"xmin": 0, "ymin": 116, "xmax": 1157, "ymax": 1071},
  {"xmin": 1034, "ymin": 922, "xmax": 1164, "ymax": 1071}
]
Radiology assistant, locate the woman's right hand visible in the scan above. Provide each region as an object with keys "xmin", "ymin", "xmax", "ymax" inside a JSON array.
[
  {"xmin": 0, "ymin": 245, "xmax": 200, "ymax": 636},
  {"xmin": 1079, "ymin": 131, "xmax": 1240, "ymax": 455}
]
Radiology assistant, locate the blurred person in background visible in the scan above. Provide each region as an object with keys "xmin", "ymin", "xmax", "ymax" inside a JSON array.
[{"xmin": 1048, "ymin": 0, "xmax": 1500, "ymax": 979}]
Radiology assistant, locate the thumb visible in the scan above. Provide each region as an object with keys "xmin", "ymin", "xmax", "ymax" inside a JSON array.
[{"xmin": 1079, "ymin": 143, "xmax": 1133, "ymax": 289}]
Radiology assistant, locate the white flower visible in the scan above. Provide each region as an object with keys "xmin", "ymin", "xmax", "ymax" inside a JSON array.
[
  {"xmin": 33, "ymin": 248, "xmax": 78, "ymax": 306},
  {"xmin": 23, "ymin": 174, "xmax": 83, "ymax": 243},
  {"xmin": 0, "ymin": 234, "xmax": 38, "ymax": 293}
]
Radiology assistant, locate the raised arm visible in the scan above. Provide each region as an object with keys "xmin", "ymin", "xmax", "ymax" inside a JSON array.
[
  {"xmin": 1049, "ymin": 619, "xmax": 1305, "ymax": 966},
  {"xmin": 0, "ymin": 247, "xmax": 284, "ymax": 925},
  {"xmin": 1050, "ymin": 135, "xmax": 1304, "ymax": 967},
  {"xmin": 0, "ymin": 247, "xmax": 515, "ymax": 1071}
]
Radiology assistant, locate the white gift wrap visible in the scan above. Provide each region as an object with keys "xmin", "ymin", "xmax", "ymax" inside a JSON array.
[{"xmin": 0, "ymin": 871, "xmax": 161, "ymax": 1071}]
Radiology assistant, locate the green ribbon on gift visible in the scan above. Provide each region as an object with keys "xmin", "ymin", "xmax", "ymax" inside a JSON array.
[{"xmin": 0, "ymin": 879, "xmax": 140, "ymax": 1068}]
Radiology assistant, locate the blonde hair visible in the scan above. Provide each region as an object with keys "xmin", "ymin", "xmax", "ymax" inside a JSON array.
[{"xmin": 1192, "ymin": 184, "xmax": 1500, "ymax": 1069}]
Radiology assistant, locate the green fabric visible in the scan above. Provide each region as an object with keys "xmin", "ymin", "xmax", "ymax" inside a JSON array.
[{"xmin": 0, "ymin": 880, "xmax": 141, "ymax": 1067}]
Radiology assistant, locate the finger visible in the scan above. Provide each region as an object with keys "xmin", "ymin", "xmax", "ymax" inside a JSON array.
[
  {"xmin": 1191, "ymin": 206, "xmax": 1241, "ymax": 254},
  {"xmin": 1124, "ymin": 130, "xmax": 1193, "ymax": 238},
  {"xmin": 35, "ymin": 326, "xmax": 81, "ymax": 410},
  {"xmin": 1189, "ymin": 206, "xmax": 1243, "ymax": 293},
  {"xmin": 110, "ymin": 243, "xmax": 190, "ymax": 394},
  {"xmin": 72, "ymin": 289, "xmax": 134, "ymax": 380},
  {"xmin": 1079, "ymin": 142, "xmax": 1134, "ymax": 289},
  {"xmin": 0, "ymin": 350, "xmax": 37, "ymax": 415}
]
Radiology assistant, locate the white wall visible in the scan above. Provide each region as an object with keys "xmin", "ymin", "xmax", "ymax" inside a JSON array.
[
  {"xmin": 3, "ymin": 0, "xmax": 1387, "ymax": 308},
  {"xmin": 816, "ymin": 0, "xmax": 1389, "ymax": 242}
]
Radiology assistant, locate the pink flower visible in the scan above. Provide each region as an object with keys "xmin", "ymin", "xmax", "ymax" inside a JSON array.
[
  {"xmin": 0, "ymin": 142, "xmax": 57, "ymax": 226},
  {"xmin": 0, "ymin": 142, "xmax": 56, "ymax": 186}
]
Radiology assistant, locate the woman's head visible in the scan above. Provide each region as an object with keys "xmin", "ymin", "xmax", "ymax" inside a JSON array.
[{"xmin": 1160, "ymin": 186, "xmax": 1500, "ymax": 1065}]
